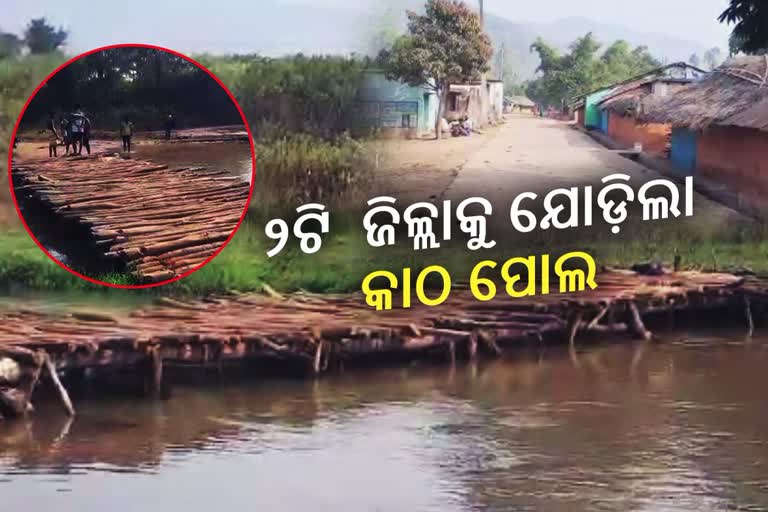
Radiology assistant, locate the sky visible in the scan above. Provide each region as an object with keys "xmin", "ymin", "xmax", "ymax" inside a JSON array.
[{"xmin": 5, "ymin": 0, "xmax": 734, "ymax": 54}]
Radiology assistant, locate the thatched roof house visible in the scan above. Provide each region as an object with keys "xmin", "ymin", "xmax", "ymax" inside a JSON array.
[
  {"xmin": 641, "ymin": 56, "xmax": 768, "ymax": 132},
  {"xmin": 638, "ymin": 56, "xmax": 768, "ymax": 203},
  {"xmin": 568, "ymin": 62, "xmax": 704, "ymax": 130},
  {"xmin": 597, "ymin": 72, "xmax": 699, "ymax": 116},
  {"xmin": 505, "ymin": 95, "xmax": 535, "ymax": 108}
]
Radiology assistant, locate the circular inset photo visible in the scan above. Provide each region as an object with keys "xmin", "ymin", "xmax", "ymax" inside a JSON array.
[{"xmin": 8, "ymin": 44, "xmax": 255, "ymax": 288}]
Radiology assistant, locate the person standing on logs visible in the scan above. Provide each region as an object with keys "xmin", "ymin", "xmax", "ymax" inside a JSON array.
[
  {"xmin": 46, "ymin": 112, "xmax": 59, "ymax": 158},
  {"xmin": 80, "ymin": 112, "xmax": 92, "ymax": 155},
  {"xmin": 69, "ymin": 105, "xmax": 86, "ymax": 155},
  {"xmin": 163, "ymin": 113, "xmax": 175, "ymax": 140},
  {"xmin": 59, "ymin": 115, "xmax": 71, "ymax": 156},
  {"xmin": 120, "ymin": 116, "xmax": 134, "ymax": 152}
]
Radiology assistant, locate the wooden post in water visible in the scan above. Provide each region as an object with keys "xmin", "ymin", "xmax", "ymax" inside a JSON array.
[
  {"xmin": 43, "ymin": 353, "xmax": 75, "ymax": 417},
  {"xmin": 146, "ymin": 345, "xmax": 164, "ymax": 397},
  {"xmin": 628, "ymin": 302, "xmax": 653, "ymax": 341},
  {"xmin": 745, "ymin": 296, "xmax": 755, "ymax": 337}
]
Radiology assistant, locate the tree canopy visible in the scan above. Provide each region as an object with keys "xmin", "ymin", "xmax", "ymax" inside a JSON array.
[
  {"xmin": 21, "ymin": 48, "xmax": 241, "ymax": 130},
  {"xmin": 379, "ymin": 0, "xmax": 493, "ymax": 138},
  {"xmin": 24, "ymin": 18, "xmax": 68, "ymax": 54},
  {"xmin": 526, "ymin": 33, "xmax": 660, "ymax": 108},
  {"xmin": 689, "ymin": 47, "xmax": 724, "ymax": 70},
  {"xmin": 720, "ymin": 0, "xmax": 768, "ymax": 55}
]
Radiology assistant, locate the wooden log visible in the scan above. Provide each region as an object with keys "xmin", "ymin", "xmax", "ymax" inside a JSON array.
[
  {"xmin": 43, "ymin": 353, "xmax": 75, "ymax": 417},
  {"xmin": 148, "ymin": 346, "xmax": 164, "ymax": 397},
  {"xmin": 568, "ymin": 310, "xmax": 583, "ymax": 347},
  {"xmin": 0, "ymin": 357, "xmax": 21, "ymax": 386},
  {"xmin": 745, "ymin": 295, "xmax": 755, "ymax": 337},
  {"xmin": 0, "ymin": 388, "xmax": 32, "ymax": 418},
  {"xmin": 627, "ymin": 301, "xmax": 653, "ymax": 341}
]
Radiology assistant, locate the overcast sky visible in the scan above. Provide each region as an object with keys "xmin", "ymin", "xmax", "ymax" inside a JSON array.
[{"xmin": 5, "ymin": 0, "xmax": 733, "ymax": 54}]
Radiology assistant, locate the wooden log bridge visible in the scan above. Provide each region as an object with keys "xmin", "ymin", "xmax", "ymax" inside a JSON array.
[
  {"xmin": 0, "ymin": 270, "xmax": 764, "ymax": 420},
  {"xmin": 12, "ymin": 154, "xmax": 250, "ymax": 283},
  {"xmin": 147, "ymin": 126, "xmax": 250, "ymax": 143}
]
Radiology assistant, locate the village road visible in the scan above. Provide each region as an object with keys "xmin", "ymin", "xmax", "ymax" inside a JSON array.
[{"xmin": 444, "ymin": 115, "xmax": 746, "ymax": 233}]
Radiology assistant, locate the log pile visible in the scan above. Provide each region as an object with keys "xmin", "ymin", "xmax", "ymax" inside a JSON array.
[
  {"xmin": 147, "ymin": 126, "xmax": 250, "ymax": 143},
  {"xmin": 0, "ymin": 270, "xmax": 763, "ymax": 419},
  {"xmin": 12, "ymin": 154, "xmax": 250, "ymax": 282}
]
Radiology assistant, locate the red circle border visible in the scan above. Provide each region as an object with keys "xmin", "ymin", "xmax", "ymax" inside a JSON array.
[{"xmin": 7, "ymin": 43, "xmax": 257, "ymax": 290}]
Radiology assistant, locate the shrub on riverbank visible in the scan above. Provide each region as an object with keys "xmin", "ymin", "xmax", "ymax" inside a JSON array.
[
  {"xmin": 0, "ymin": 53, "xmax": 65, "ymax": 211},
  {"xmin": 201, "ymin": 54, "xmax": 367, "ymax": 138},
  {"xmin": 253, "ymin": 133, "xmax": 374, "ymax": 214}
]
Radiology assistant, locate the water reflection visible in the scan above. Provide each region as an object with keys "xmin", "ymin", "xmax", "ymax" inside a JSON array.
[
  {"xmin": 2, "ymin": 330, "xmax": 768, "ymax": 511},
  {"xmin": 133, "ymin": 141, "xmax": 252, "ymax": 182}
]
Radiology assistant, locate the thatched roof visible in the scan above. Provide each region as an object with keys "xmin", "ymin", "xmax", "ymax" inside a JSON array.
[
  {"xmin": 597, "ymin": 80, "xmax": 653, "ymax": 114},
  {"xmin": 506, "ymin": 95, "xmax": 535, "ymax": 107},
  {"xmin": 640, "ymin": 56, "xmax": 768, "ymax": 132},
  {"xmin": 568, "ymin": 61, "xmax": 705, "ymax": 107}
]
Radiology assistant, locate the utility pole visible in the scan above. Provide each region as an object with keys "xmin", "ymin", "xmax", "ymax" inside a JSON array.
[{"xmin": 479, "ymin": 0, "xmax": 490, "ymax": 126}]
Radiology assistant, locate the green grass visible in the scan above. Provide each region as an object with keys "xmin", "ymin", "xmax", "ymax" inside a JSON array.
[{"xmin": 3, "ymin": 216, "xmax": 768, "ymax": 299}]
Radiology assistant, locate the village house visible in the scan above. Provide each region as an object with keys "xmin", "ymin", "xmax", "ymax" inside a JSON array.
[
  {"xmin": 445, "ymin": 80, "xmax": 505, "ymax": 124},
  {"xmin": 505, "ymin": 95, "xmax": 536, "ymax": 114},
  {"xmin": 354, "ymin": 70, "xmax": 503, "ymax": 138},
  {"xmin": 594, "ymin": 62, "xmax": 705, "ymax": 155},
  {"xmin": 352, "ymin": 69, "xmax": 438, "ymax": 139},
  {"xmin": 641, "ymin": 56, "xmax": 768, "ymax": 200},
  {"xmin": 569, "ymin": 62, "xmax": 705, "ymax": 133}
]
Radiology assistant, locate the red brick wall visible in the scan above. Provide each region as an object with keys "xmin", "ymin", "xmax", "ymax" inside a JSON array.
[
  {"xmin": 697, "ymin": 126, "xmax": 768, "ymax": 198},
  {"xmin": 608, "ymin": 112, "xmax": 670, "ymax": 155},
  {"xmin": 576, "ymin": 107, "xmax": 585, "ymax": 127}
]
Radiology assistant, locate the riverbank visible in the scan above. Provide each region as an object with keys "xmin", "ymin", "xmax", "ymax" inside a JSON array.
[{"xmin": 0, "ymin": 269, "xmax": 764, "ymax": 420}]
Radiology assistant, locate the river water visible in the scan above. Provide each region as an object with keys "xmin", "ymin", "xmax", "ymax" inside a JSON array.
[
  {"xmin": 132, "ymin": 141, "xmax": 253, "ymax": 182},
  {"xmin": 2, "ymin": 329, "xmax": 768, "ymax": 511}
]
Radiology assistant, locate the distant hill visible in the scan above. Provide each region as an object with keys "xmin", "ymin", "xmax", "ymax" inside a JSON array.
[{"xmin": 60, "ymin": 1, "xmax": 717, "ymax": 76}]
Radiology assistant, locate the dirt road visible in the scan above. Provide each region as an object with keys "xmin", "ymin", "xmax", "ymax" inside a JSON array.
[{"xmin": 440, "ymin": 116, "xmax": 746, "ymax": 233}]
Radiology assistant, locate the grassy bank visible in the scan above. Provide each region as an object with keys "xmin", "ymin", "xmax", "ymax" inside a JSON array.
[
  {"xmin": 0, "ymin": 217, "xmax": 381, "ymax": 295},
  {"xmin": 253, "ymin": 133, "xmax": 374, "ymax": 215},
  {"xmin": 2, "ymin": 216, "xmax": 768, "ymax": 296}
]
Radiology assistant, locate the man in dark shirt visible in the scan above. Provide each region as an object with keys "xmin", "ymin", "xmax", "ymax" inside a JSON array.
[{"xmin": 164, "ymin": 113, "xmax": 175, "ymax": 140}]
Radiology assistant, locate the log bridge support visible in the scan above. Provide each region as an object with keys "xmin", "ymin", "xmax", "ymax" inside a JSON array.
[{"xmin": 0, "ymin": 270, "xmax": 765, "ymax": 420}]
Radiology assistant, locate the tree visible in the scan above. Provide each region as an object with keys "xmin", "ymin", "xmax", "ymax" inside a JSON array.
[
  {"xmin": 719, "ymin": 1, "xmax": 768, "ymax": 55},
  {"xmin": 526, "ymin": 33, "xmax": 660, "ymax": 108},
  {"xmin": 0, "ymin": 31, "xmax": 22, "ymax": 59},
  {"xmin": 24, "ymin": 18, "xmax": 68, "ymax": 54},
  {"xmin": 688, "ymin": 53, "xmax": 701, "ymax": 67},
  {"xmin": 380, "ymin": 0, "xmax": 492, "ymax": 139},
  {"xmin": 703, "ymin": 47, "xmax": 723, "ymax": 70}
]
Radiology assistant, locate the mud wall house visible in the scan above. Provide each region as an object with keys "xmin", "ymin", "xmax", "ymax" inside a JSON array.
[
  {"xmin": 445, "ymin": 80, "xmax": 504, "ymax": 126},
  {"xmin": 641, "ymin": 56, "xmax": 768, "ymax": 199},
  {"xmin": 353, "ymin": 70, "xmax": 438, "ymax": 138},
  {"xmin": 575, "ymin": 62, "xmax": 706, "ymax": 132},
  {"xmin": 505, "ymin": 95, "xmax": 536, "ymax": 114},
  {"xmin": 569, "ymin": 98, "xmax": 587, "ymax": 126},
  {"xmin": 595, "ymin": 63, "xmax": 705, "ymax": 155},
  {"xmin": 488, "ymin": 80, "xmax": 505, "ymax": 121}
]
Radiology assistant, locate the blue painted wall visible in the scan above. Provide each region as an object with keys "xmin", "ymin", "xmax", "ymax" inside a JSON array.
[
  {"xmin": 670, "ymin": 128, "xmax": 698, "ymax": 174},
  {"xmin": 354, "ymin": 70, "xmax": 437, "ymax": 135},
  {"xmin": 599, "ymin": 109, "xmax": 609, "ymax": 134},
  {"xmin": 585, "ymin": 89, "xmax": 613, "ymax": 129}
]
